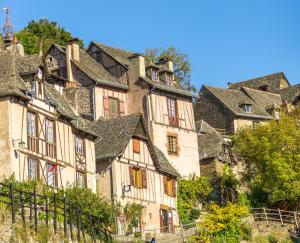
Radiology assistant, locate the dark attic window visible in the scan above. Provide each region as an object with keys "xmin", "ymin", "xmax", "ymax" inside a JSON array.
[
  {"xmin": 240, "ymin": 104, "xmax": 252, "ymax": 113},
  {"xmin": 258, "ymin": 85, "xmax": 269, "ymax": 92}
]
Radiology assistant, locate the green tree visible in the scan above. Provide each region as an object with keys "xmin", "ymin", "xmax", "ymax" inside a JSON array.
[
  {"xmin": 233, "ymin": 109, "xmax": 300, "ymax": 210},
  {"xmin": 16, "ymin": 19, "xmax": 83, "ymax": 55},
  {"xmin": 144, "ymin": 47, "xmax": 196, "ymax": 92},
  {"xmin": 177, "ymin": 176, "xmax": 212, "ymax": 224}
]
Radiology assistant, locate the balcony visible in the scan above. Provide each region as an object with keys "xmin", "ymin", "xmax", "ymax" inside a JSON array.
[
  {"xmin": 168, "ymin": 116, "xmax": 179, "ymax": 127},
  {"xmin": 27, "ymin": 136, "xmax": 39, "ymax": 152}
]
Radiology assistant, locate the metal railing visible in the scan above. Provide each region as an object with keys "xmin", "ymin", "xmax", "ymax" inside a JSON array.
[{"xmin": 0, "ymin": 182, "xmax": 112, "ymax": 242}]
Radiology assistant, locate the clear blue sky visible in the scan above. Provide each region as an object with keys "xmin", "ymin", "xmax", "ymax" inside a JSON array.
[{"xmin": 4, "ymin": 0, "xmax": 300, "ymax": 89}]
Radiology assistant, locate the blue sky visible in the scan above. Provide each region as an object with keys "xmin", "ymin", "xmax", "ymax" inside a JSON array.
[{"xmin": 4, "ymin": 0, "xmax": 300, "ymax": 89}]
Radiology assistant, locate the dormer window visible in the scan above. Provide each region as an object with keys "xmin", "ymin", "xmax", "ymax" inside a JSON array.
[
  {"xmin": 165, "ymin": 73, "xmax": 172, "ymax": 85},
  {"xmin": 240, "ymin": 104, "xmax": 252, "ymax": 113},
  {"xmin": 151, "ymin": 69, "xmax": 158, "ymax": 81}
]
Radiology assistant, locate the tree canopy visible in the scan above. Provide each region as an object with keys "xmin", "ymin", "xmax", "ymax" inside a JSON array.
[
  {"xmin": 16, "ymin": 19, "xmax": 83, "ymax": 55},
  {"xmin": 233, "ymin": 109, "xmax": 300, "ymax": 210},
  {"xmin": 144, "ymin": 47, "xmax": 196, "ymax": 92}
]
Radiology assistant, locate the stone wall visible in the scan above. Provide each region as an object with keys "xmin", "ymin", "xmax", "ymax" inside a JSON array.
[{"xmin": 194, "ymin": 90, "xmax": 234, "ymax": 134}]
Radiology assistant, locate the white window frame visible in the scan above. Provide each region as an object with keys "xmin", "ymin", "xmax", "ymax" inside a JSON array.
[
  {"xmin": 28, "ymin": 157, "xmax": 38, "ymax": 180},
  {"xmin": 27, "ymin": 112, "xmax": 36, "ymax": 137},
  {"xmin": 75, "ymin": 135, "xmax": 84, "ymax": 155},
  {"xmin": 45, "ymin": 119, "xmax": 54, "ymax": 144}
]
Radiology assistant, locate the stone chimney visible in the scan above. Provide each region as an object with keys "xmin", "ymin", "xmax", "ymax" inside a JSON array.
[
  {"xmin": 66, "ymin": 38, "xmax": 80, "ymax": 82},
  {"xmin": 130, "ymin": 53, "xmax": 145, "ymax": 77},
  {"xmin": 5, "ymin": 36, "xmax": 25, "ymax": 56},
  {"xmin": 227, "ymin": 82, "xmax": 232, "ymax": 88},
  {"xmin": 157, "ymin": 58, "xmax": 174, "ymax": 72}
]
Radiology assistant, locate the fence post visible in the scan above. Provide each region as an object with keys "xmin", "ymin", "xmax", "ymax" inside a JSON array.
[
  {"xmin": 10, "ymin": 183, "xmax": 15, "ymax": 224},
  {"xmin": 29, "ymin": 194, "xmax": 33, "ymax": 222},
  {"xmin": 45, "ymin": 194, "xmax": 49, "ymax": 226},
  {"xmin": 53, "ymin": 192, "xmax": 57, "ymax": 233},
  {"xmin": 294, "ymin": 211, "xmax": 299, "ymax": 228},
  {"xmin": 20, "ymin": 191, "xmax": 25, "ymax": 224},
  {"xmin": 69, "ymin": 201, "xmax": 73, "ymax": 240},
  {"xmin": 34, "ymin": 188, "xmax": 38, "ymax": 232},
  {"xmin": 180, "ymin": 222, "xmax": 185, "ymax": 242},
  {"xmin": 89, "ymin": 214, "xmax": 94, "ymax": 242},
  {"xmin": 63, "ymin": 194, "xmax": 67, "ymax": 238},
  {"xmin": 278, "ymin": 208, "xmax": 284, "ymax": 226},
  {"xmin": 76, "ymin": 202, "xmax": 81, "ymax": 242},
  {"xmin": 263, "ymin": 207, "xmax": 269, "ymax": 226}
]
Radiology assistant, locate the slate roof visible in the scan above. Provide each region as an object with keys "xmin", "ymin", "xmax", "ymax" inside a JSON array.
[
  {"xmin": 52, "ymin": 45, "xmax": 128, "ymax": 90},
  {"xmin": 229, "ymin": 72, "xmax": 290, "ymax": 92},
  {"xmin": 242, "ymin": 87, "xmax": 282, "ymax": 108},
  {"xmin": 92, "ymin": 113, "xmax": 179, "ymax": 177},
  {"xmin": 90, "ymin": 41, "xmax": 194, "ymax": 98},
  {"xmin": 278, "ymin": 84, "xmax": 300, "ymax": 104},
  {"xmin": 0, "ymin": 49, "xmax": 96, "ymax": 138},
  {"xmin": 197, "ymin": 120, "xmax": 230, "ymax": 161},
  {"xmin": 0, "ymin": 50, "xmax": 41, "ymax": 94},
  {"xmin": 44, "ymin": 82, "xmax": 97, "ymax": 138},
  {"xmin": 201, "ymin": 85, "xmax": 278, "ymax": 119}
]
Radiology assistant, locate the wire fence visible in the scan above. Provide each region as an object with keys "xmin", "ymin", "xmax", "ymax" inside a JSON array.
[{"xmin": 0, "ymin": 182, "xmax": 112, "ymax": 242}]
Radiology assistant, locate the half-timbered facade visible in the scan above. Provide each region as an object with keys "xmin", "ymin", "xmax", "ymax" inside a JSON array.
[
  {"xmin": 46, "ymin": 40, "xmax": 128, "ymax": 121},
  {"xmin": 93, "ymin": 114, "xmax": 179, "ymax": 234},
  {"xmin": 0, "ymin": 44, "xmax": 97, "ymax": 191},
  {"xmin": 86, "ymin": 42, "xmax": 200, "ymax": 178}
]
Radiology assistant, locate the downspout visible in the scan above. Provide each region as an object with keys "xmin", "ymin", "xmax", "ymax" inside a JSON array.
[{"xmin": 147, "ymin": 86, "xmax": 156, "ymax": 140}]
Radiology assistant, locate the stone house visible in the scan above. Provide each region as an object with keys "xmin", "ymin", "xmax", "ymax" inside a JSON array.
[
  {"xmin": 196, "ymin": 120, "xmax": 240, "ymax": 202},
  {"xmin": 86, "ymin": 42, "xmax": 200, "ymax": 178},
  {"xmin": 228, "ymin": 72, "xmax": 300, "ymax": 110},
  {"xmin": 194, "ymin": 85, "xmax": 282, "ymax": 135},
  {"xmin": 92, "ymin": 113, "xmax": 179, "ymax": 234},
  {"xmin": 0, "ymin": 42, "xmax": 98, "ymax": 191}
]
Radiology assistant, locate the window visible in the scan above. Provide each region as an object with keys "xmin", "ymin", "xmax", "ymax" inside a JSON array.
[
  {"xmin": 241, "ymin": 104, "xmax": 252, "ymax": 113},
  {"xmin": 47, "ymin": 163, "xmax": 58, "ymax": 187},
  {"xmin": 167, "ymin": 135, "xmax": 178, "ymax": 155},
  {"xmin": 163, "ymin": 176, "xmax": 176, "ymax": 197},
  {"xmin": 45, "ymin": 119, "xmax": 54, "ymax": 144},
  {"xmin": 27, "ymin": 112, "xmax": 36, "ymax": 137},
  {"xmin": 133, "ymin": 138, "xmax": 140, "ymax": 154},
  {"xmin": 129, "ymin": 167, "xmax": 147, "ymax": 189},
  {"xmin": 167, "ymin": 98, "xmax": 178, "ymax": 126},
  {"xmin": 76, "ymin": 171, "xmax": 85, "ymax": 188},
  {"xmin": 165, "ymin": 73, "xmax": 172, "ymax": 85},
  {"xmin": 27, "ymin": 112, "xmax": 38, "ymax": 152},
  {"xmin": 75, "ymin": 135, "xmax": 84, "ymax": 155},
  {"xmin": 28, "ymin": 158, "xmax": 38, "ymax": 180},
  {"xmin": 151, "ymin": 69, "xmax": 158, "ymax": 81},
  {"xmin": 109, "ymin": 97, "xmax": 119, "ymax": 118}
]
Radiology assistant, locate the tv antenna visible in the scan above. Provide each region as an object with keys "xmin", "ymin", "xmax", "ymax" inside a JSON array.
[{"xmin": 2, "ymin": 6, "xmax": 14, "ymax": 42}]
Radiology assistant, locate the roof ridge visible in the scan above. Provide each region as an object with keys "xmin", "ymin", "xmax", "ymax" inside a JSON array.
[
  {"xmin": 92, "ymin": 41, "xmax": 135, "ymax": 55},
  {"xmin": 232, "ymin": 72, "xmax": 285, "ymax": 85},
  {"xmin": 241, "ymin": 86, "xmax": 281, "ymax": 96}
]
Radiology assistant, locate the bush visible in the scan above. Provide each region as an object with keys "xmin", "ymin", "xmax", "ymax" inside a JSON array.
[{"xmin": 195, "ymin": 203, "xmax": 250, "ymax": 243}]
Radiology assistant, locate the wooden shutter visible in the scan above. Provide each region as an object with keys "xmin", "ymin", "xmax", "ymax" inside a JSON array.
[
  {"xmin": 133, "ymin": 138, "xmax": 140, "ymax": 154},
  {"xmin": 141, "ymin": 169, "xmax": 147, "ymax": 189},
  {"xmin": 119, "ymin": 100, "xmax": 125, "ymax": 115},
  {"xmin": 163, "ymin": 176, "xmax": 168, "ymax": 195},
  {"xmin": 172, "ymin": 179, "xmax": 176, "ymax": 197},
  {"xmin": 129, "ymin": 167, "xmax": 134, "ymax": 186},
  {"xmin": 103, "ymin": 96, "xmax": 109, "ymax": 118}
]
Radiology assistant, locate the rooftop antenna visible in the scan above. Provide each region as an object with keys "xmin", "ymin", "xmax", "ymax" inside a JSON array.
[{"xmin": 2, "ymin": 6, "xmax": 14, "ymax": 44}]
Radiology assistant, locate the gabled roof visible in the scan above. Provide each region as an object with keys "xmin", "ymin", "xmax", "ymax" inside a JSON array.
[
  {"xmin": 0, "ymin": 50, "xmax": 41, "ymax": 95},
  {"xmin": 229, "ymin": 72, "xmax": 290, "ymax": 92},
  {"xmin": 50, "ymin": 44, "xmax": 128, "ymax": 90},
  {"xmin": 197, "ymin": 120, "xmax": 231, "ymax": 161},
  {"xmin": 241, "ymin": 87, "xmax": 282, "ymax": 108},
  {"xmin": 92, "ymin": 113, "xmax": 179, "ymax": 177},
  {"xmin": 141, "ymin": 76, "xmax": 195, "ymax": 98},
  {"xmin": 90, "ymin": 41, "xmax": 137, "ymax": 67},
  {"xmin": 278, "ymin": 84, "xmax": 300, "ymax": 104},
  {"xmin": 200, "ymin": 85, "xmax": 277, "ymax": 119},
  {"xmin": 90, "ymin": 41, "xmax": 194, "ymax": 98},
  {"xmin": 44, "ymin": 82, "xmax": 98, "ymax": 138}
]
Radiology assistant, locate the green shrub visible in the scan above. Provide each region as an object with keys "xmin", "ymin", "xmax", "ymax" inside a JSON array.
[{"xmin": 268, "ymin": 235, "xmax": 278, "ymax": 243}]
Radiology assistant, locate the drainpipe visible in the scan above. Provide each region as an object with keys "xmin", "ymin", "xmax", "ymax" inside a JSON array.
[{"xmin": 147, "ymin": 86, "xmax": 156, "ymax": 140}]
